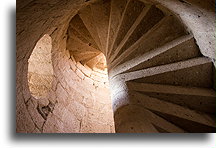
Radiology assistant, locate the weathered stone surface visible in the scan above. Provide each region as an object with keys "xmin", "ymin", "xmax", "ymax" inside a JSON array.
[
  {"xmin": 61, "ymin": 108, "xmax": 80, "ymax": 133},
  {"xmin": 16, "ymin": 103, "xmax": 35, "ymax": 133},
  {"xmin": 68, "ymin": 101, "xmax": 87, "ymax": 121},
  {"xmin": 80, "ymin": 117, "xmax": 111, "ymax": 133},
  {"xmin": 26, "ymin": 99, "xmax": 45, "ymax": 130},
  {"xmin": 69, "ymin": 59, "xmax": 77, "ymax": 71},
  {"xmin": 43, "ymin": 114, "xmax": 64, "ymax": 133},
  {"xmin": 55, "ymin": 83, "xmax": 69, "ymax": 106},
  {"xmin": 75, "ymin": 68, "xmax": 85, "ymax": 80}
]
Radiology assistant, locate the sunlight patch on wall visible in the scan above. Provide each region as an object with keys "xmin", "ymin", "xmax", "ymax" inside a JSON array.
[{"xmin": 28, "ymin": 34, "xmax": 53, "ymax": 99}]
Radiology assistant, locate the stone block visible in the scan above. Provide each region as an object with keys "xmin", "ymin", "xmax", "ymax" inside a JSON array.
[
  {"xmin": 76, "ymin": 62, "xmax": 92, "ymax": 77},
  {"xmin": 69, "ymin": 59, "xmax": 77, "ymax": 71},
  {"xmin": 16, "ymin": 103, "xmax": 35, "ymax": 133},
  {"xmin": 75, "ymin": 68, "xmax": 85, "ymax": 80},
  {"xmin": 68, "ymin": 101, "xmax": 87, "ymax": 121},
  {"xmin": 61, "ymin": 108, "xmax": 80, "ymax": 132},
  {"xmin": 56, "ymin": 83, "xmax": 69, "ymax": 106},
  {"xmin": 43, "ymin": 114, "xmax": 64, "ymax": 133}
]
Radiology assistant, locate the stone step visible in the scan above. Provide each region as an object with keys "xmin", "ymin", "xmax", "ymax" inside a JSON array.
[
  {"xmin": 115, "ymin": 105, "xmax": 185, "ymax": 133},
  {"xmin": 109, "ymin": 0, "xmax": 145, "ymax": 59},
  {"xmin": 109, "ymin": 15, "xmax": 187, "ymax": 69},
  {"xmin": 90, "ymin": 0, "xmax": 111, "ymax": 53},
  {"xmin": 67, "ymin": 36, "xmax": 100, "ymax": 54},
  {"xmin": 151, "ymin": 110, "xmax": 216, "ymax": 133},
  {"xmin": 122, "ymin": 57, "xmax": 213, "ymax": 88},
  {"xmin": 127, "ymin": 82, "xmax": 216, "ymax": 113},
  {"xmin": 117, "ymin": 120, "xmax": 158, "ymax": 133},
  {"xmin": 146, "ymin": 109, "xmax": 186, "ymax": 133},
  {"xmin": 129, "ymin": 91, "xmax": 216, "ymax": 129},
  {"xmin": 78, "ymin": 5, "xmax": 102, "ymax": 50},
  {"xmin": 69, "ymin": 14, "xmax": 99, "ymax": 50},
  {"xmin": 106, "ymin": 0, "xmax": 129, "ymax": 57},
  {"xmin": 109, "ymin": 5, "xmax": 164, "ymax": 62},
  {"xmin": 72, "ymin": 51, "xmax": 99, "ymax": 59},
  {"xmin": 86, "ymin": 53, "xmax": 104, "ymax": 69},
  {"xmin": 69, "ymin": 27, "xmax": 99, "ymax": 51},
  {"xmin": 114, "ymin": 105, "xmax": 158, "ymax": 133},
  {"xmin": 71, "ymin": 49, "xmax": 99, "ymax": 62},
  {"xmin": 109, "ymin": 34, "xmax": 200, "ymax": 77},
  {"xmin": 80, "ymin": 53, "xmax": 101, "ymax": 65}
]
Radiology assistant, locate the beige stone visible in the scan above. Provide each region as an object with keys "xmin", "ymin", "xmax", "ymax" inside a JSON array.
[
  {"xmin": 68, "ymin": 101, "xmax": 87, "ymax": 121},
  {"xmin": 26, "ymin": 99, "xmax": 45, "ymax": 130},
  {"xmin": 55, "ymin": 83, "xmax": 69, "ymax": 106}
]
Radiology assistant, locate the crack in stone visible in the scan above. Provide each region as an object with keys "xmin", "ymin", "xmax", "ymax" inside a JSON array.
[{"xmin": 37, "ymin": 101, "xmax": 55, "ymax": 120}]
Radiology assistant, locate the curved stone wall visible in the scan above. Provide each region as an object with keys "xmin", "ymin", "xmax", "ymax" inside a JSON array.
[{"xmin": 16, "ymin": 0, "xmax": 115, "ymax": 133}]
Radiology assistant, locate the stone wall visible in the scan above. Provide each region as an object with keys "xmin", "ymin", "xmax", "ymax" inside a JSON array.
[
  {"xmin": 42, "ymin": 46, "xmax": 114, "ymax": 133},
  {"xmin": 16, "ymin": 0, "xmax": 114, "ymax": 133},
  {"xmin": 18, "ymin": 28, "xmax": 114, "ymax": 133}
]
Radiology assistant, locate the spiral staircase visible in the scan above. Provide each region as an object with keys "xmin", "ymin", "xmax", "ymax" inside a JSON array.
[{"xmin": 66, "ymin": 0, "xmax": 216, "ymax": 133}]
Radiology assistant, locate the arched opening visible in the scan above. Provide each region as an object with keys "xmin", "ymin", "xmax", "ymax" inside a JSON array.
[{"xmin": 28, "ymin": 34, "xmax": 53, "ymax": 99}]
